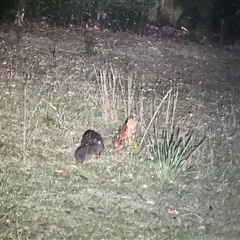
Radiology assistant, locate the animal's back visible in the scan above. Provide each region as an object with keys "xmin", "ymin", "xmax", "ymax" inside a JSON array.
[
  {"xmin": 74, "ymin": 139, "xmax": 104, "ymax": 163},
  {"xmin": 75, "ymin": 130, "xmax": 105, "ymax": 163}
]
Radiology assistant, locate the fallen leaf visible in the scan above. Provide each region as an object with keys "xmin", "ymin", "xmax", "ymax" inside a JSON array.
[{"xmin": 166, "ymin": 208, "xmax": 179, "ymax": 215}]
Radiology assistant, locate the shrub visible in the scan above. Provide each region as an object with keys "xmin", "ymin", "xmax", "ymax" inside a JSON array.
[{"xmin": 148, "ymin": 0, "xmax": 182, "ymax": 27}]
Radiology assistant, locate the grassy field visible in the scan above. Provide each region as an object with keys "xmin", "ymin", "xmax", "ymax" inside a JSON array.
[{"xmin": 0, "ymin": 25, "xmax": 240, "ymax": 239}]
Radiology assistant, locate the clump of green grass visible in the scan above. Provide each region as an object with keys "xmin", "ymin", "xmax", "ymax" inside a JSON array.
[
  {"xmin": 138, "ymin": 87, "xmax": 205, "ymax": 180},
  {"xmin": 146, "ymin": 127, "xmax": 206, "ymax": 179}
]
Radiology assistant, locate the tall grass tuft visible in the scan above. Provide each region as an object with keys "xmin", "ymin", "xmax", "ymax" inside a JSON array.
[
  {"xmin": 94, "ymin": 65, "xmax": 136, "ymax": 123},
  {"xmin": 146, "ymin": 127, "xmax": 206, "ymax": 179},
  {"xmin": 139, "ymin": 87, "xmax": 205, "ymax": 179}
]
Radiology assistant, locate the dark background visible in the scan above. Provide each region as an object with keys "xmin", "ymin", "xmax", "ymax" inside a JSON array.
[{"xmin": 0, "ymin": 0, "xmax": 239, "ymax": 43}]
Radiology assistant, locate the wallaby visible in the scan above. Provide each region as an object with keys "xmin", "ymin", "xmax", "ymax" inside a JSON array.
[{"xmin": 74, "ymin": 130, "xmax": 104, "ymax": 163}]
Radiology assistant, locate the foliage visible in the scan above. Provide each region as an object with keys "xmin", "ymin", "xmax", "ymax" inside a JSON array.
[
  {"xmin": 1, "ymin": 0, "xmax": 240, "ymax": 38},
  {"xmin": 146, "ymin": 127, "xmax": 205, "ymax": 179},
  {"xmin": 23, "ymin": 0, "xmax": 154, "ymax": 30},
  {"xmin": 148, "ymin": 0, "xmax": 182, "ymax": 27},
  {"xmin": 0, "ymin": 0, "xmax": 16, "ymax": 23},
  {"xmin": 188, "ymin": 24, "xmax": 207, "ymax": 43},
  {"xmin": 104, "ymin": 0, "xmax": 154, "ymax": 31},
  {"xmin": 24, "ymin": 0, "xmax": 98, "ymax": 25}
]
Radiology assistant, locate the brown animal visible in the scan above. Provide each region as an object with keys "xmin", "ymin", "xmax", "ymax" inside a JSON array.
[
  {"xmin": 113, "ymin": 117, "xmax": 137, "ymax": 154},
  {"xmin": 74, "ymin": 130, "xmax": 104, "ymax": 163}
]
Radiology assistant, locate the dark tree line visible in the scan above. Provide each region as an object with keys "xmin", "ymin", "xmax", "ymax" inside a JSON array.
[{"xmin": 0, "ymin": 0, "xmax": 239, "ymax": 41}]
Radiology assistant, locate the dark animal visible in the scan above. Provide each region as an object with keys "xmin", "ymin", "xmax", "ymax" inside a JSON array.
[
  {"xmin": 80, "ymin": 130, "xmax": 104, "ymax": 146},
  {"xmin": 74, "ymin": 130, "xmax": 104, "ymax": 163}
]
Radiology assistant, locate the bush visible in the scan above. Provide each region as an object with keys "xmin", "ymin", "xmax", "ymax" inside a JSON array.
[
  {"xmin": 148, "ymin": 0, "xmax": 182, "ymax": 27},
  {"xmin": 188, "ymin": 24, "xmax": 207, "ymax": 43},
  {"xmin": 11, "ymin": 0, "xmax": 153, "ymax": 31}
]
